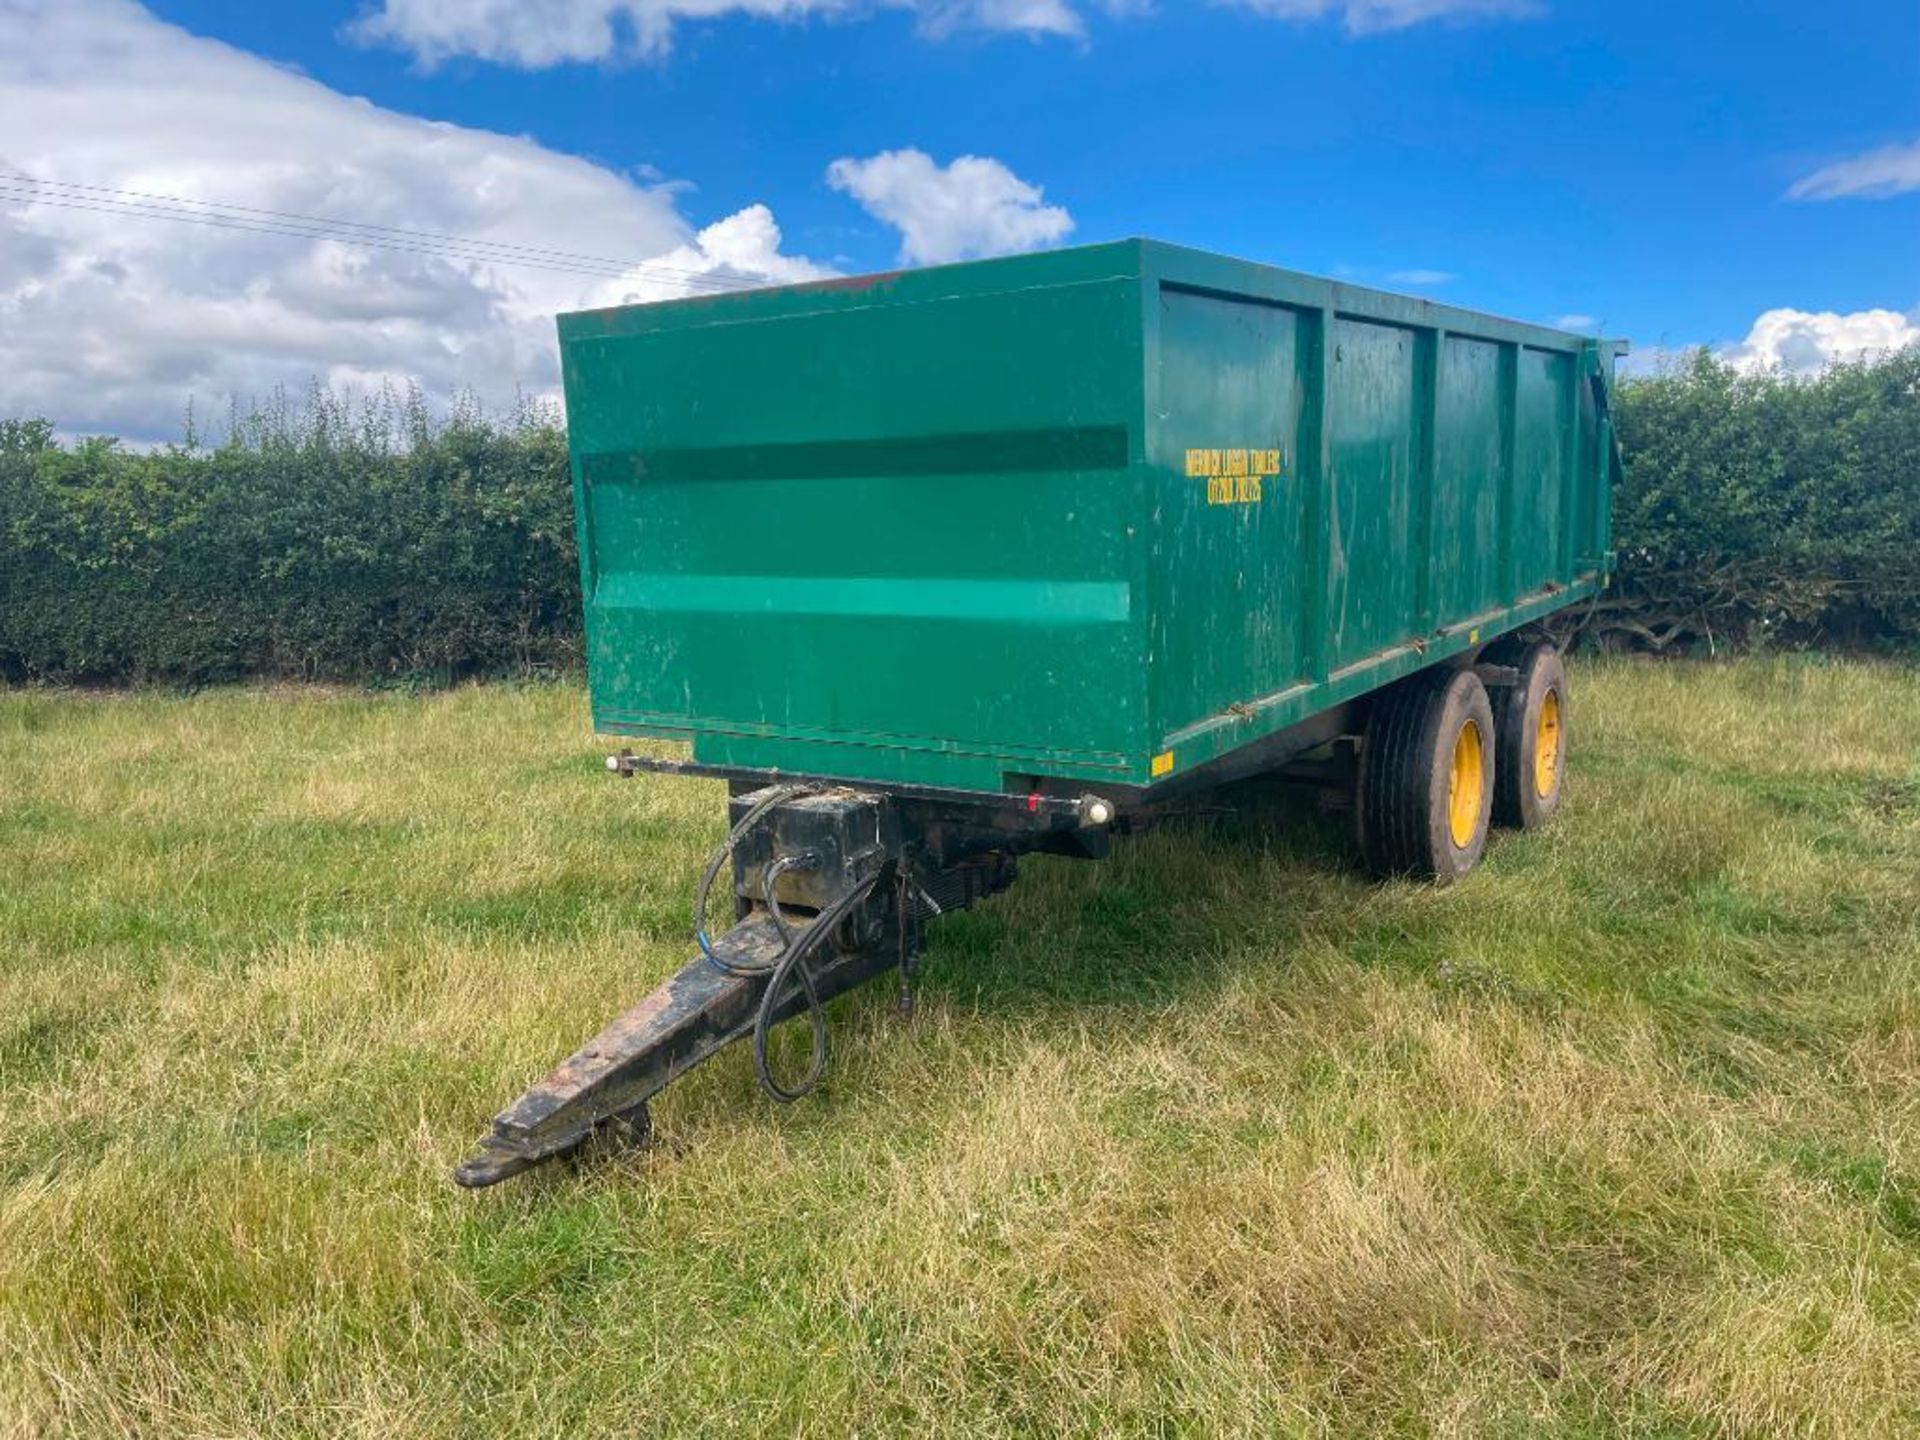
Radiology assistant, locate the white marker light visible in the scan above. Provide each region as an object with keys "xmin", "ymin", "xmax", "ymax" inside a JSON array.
[{"xmin": 1084, "ymin": 797, "xmax": 1115, "ymax": 826}]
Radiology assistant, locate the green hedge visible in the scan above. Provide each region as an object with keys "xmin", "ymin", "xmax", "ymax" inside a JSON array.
[
  {"xmin": 0, "ymin": 392, "xmax": 579, "ymax": 684},
  {"xmin": 2, "ymin": 349, "xmax": 1916, "ymax": 685},
  {"xmin": 1599, "ymin": 345, "xmax": 1920, "ymax": 652}
]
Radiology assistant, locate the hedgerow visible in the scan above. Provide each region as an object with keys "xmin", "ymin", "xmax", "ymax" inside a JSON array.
[
  {"xmin": 1, "ymin": 348, "xmax": 1915, "ymax": 685},
  {"xmin": 0, "ymin": 389, "xmax": 578, "ymax": 684},
  {"xmin": 1595, "ymin": 345, "xmax": 1920, "ymax": 653}
]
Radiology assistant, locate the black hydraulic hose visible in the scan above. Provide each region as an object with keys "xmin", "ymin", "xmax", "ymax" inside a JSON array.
[
  {"xmin": 694, "ymin": 784, "xmax": 816, "ymax": 971},
  {"xmin": 752, "ymin": 875, "xmax": 879, "ymax": 1103},
  {"xmin": 760, "ymin": 851, "xmax": 818, "ymax": 948},
  {"xmin": 685, "ymin": 781, "xmax": 878, "ymax": 1101}
]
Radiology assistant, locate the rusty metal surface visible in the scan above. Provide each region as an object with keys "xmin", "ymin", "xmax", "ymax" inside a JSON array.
[
  {"xmin": 452, "ymin": 916, "xmax": 895, "ymax": 1188},
  {"xmin": 454, "ymin": 780, "xmax": 1098, "ymax": 1189},
  {"xmin": 611, "ymin": 751, "xmax": 1111, "ymax": 816}
]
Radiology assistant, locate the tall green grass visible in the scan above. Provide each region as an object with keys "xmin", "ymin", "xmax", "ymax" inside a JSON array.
[{"xmin": 3, "ymin": 658, "xmax": 1918, "ymax": 1436}]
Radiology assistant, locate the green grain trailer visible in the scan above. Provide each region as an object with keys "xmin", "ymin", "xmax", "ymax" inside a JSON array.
[{"xmin": 456, "ymin": 239, "xmax": 1625, "ymax": 1186}]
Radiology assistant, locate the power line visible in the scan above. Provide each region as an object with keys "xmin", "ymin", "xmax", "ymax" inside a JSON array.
[
  {"xmin": 3, "ymin": 173, "xmax": 757, "ymax": 285},
  {"xmin": 0, "ymin": 183, "xmax": 755, "ymax": 293},
  {"xmin": 0, "ymin": 184, "xmax": 710, "ymax": 287},
  {"xmin": 0, "ymin": 174, "xmax": 758, "ymax": 293},
  {"xmin": 0, "ymin": 171, "xmax": 775, "ymax": 295},
  {"xmin": 0, "ymin": 185, "xmax": 619, "ymax": 282}
]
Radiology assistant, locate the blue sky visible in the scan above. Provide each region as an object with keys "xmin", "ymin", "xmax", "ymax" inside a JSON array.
[
  {"xmin": 147, "ymin": 0, "xmax": 1917, "ymax": 341},
  {"xmin": 1, "ymin": 0, "xmax": 1913, "ymax": 435}
]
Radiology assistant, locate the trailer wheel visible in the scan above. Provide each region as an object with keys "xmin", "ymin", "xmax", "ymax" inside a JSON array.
[
  {"xmin": 1488, "ymin": 641, "xmax": 1567, "ymax": 829},
  {"xmin": 1357, "ymin": 668, "xmax": 1496, "ymax": 883}
]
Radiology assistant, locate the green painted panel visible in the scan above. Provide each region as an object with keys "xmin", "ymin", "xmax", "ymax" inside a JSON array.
[
  {"xmin": 565, "ymin": 281, "xmax": 1136, "ymax": 456},
  {"xmin": 1433, "ymin": 334, "xmax": 1506, "ymax": 623},
  {"xmin": 1326, "ymin": 318, "xmax": 1417, "ymax": 670},
  {"xmin": 1149, "ymin": 285, "xmax": 1307, "ymax": 725},
  {"xmin": 1570, "ymin": 351, "xmax": 1607, "ymax": 570},
  {"xmin": 1514, "ymin": 348, "xmax": 1572, "ymax": 593},
  {"xmin": 568, "ymin": 257, "xmax": 1146, "ymax": 786},
  {"xmin": 560, "ymin": 239, "xmax": 1619, "ymax": 793}
]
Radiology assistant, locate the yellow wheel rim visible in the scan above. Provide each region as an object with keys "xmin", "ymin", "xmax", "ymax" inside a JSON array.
[
  {"xmin": 1534, "ymin": 688, "xmax": 1562, "ymax": 799},
  {"xmin": 1448, "ymin": 718, "xmax": 1485, "ymax": 850}
]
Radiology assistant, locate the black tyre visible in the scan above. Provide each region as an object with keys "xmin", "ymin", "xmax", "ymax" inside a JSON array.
[
  {"xmin": 1357, "ymin": 667, "xmax": 1496, "ymax": 883},
  {"xmin": 1488, "ymin": 640, "xmax": 1567, "ymax": 829}
]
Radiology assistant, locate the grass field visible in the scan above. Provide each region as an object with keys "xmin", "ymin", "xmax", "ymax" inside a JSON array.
[{"xmin": 2, "ymin": 658, "xmax": 1918, "ymax": 1438}]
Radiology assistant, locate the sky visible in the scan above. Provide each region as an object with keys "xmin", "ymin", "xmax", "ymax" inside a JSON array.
[{"xmin": 0, "ymin": 0, "xmax": 1914, "ymax": 441}]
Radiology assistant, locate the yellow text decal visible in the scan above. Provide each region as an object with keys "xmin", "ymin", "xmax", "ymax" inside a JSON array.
[{"xmin": 1184, "ymin": 447, "xmax": 1284, "ymax": 506}]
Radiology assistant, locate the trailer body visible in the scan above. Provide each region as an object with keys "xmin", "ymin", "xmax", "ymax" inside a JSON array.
[
  {"xmin": 560, "ymin": 239, "xmax": 1621, "ymax": 796},
  {"xmin": 454, "ymin": 245, "xmax": 1622, "ymax": 1186}
]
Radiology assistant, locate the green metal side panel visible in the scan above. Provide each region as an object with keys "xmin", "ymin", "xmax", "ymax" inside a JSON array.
[
  {"xmin": 1432, "ymin": 335, "xmax": 1506, "ymax": 625},
  {"xmin": 1326, "ymin": 317, "xmax": 1417, "ymax": 670},
  {"xmin": 1514, "ymin": 348, "xmax": 1572, "ymax": 595},
  {"xmin": 1132, "ymin": 242, "xmax": 1619, "ymax": 782},
  {"xmin": 562, "ymin": 246, "xmax": 1149, "ymax": 792},
  {"xmin": 1147, "ymin": 286, "xmax": 1308, "ymax": 728},
  {"xmin": 560, "ymin": 238, "xmax": 1620, "ymax": 794}
]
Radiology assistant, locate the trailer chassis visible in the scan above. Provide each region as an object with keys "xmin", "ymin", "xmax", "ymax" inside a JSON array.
[{"xmin": 452, "ymin": 687, "xmax": 1431, "ymax": 1189}]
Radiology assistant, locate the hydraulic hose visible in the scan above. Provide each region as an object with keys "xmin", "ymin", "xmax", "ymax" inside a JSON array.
[
  {"xmin": 751, "ymin": 874, "xmax": 879, "ymax": 1103},
  {"xmin": 686, "ymin": 781, "xmax": 880, "ymax": 1101},
  {"xmin": 693, "ymin": 784, "xmax": 816, "ymax": 970}
]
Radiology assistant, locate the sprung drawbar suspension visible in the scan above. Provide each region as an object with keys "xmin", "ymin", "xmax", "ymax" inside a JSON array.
[{"xmin": 691, "ymin": 784, "xmax": 882, "ymax": 1103}]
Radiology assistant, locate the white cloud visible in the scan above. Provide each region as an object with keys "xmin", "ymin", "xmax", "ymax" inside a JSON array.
[
  {"xmin": 1386, "ymin": 268, "xmax": 1455, "ymax": 285},
  {"xmin": 916, "ymin": 0, "xmax": 1085, "ymax": 38},
  {"xmin": 351, "ymin": 0, "xmax": 1087, "ymax": 67},
  {"xmin": 1555, "ymin": 313, "xmax": 1597, "ymax": 330},
  {"xmin": 0, "ymin": 0, "xmax": 829, "ymax": 439},
  {"xmin": 826, "ymin": 149, "xmax": 1073, "ymax": 265},
  {"xmin": 1222, "ymin": 0, "xmax": 1538, "ymax": 35},
  {"xmin": 1619, "ymin": 305, "xmax": 1920, "ymax": 379},
  {"xmin": 604, "ymin": 203, "xmax": 831, "ymax": 302},
  {"xmin": 1787, "ymin": 139, "xmax": 1920, "ymax": 202},
  {"xmin": 1718, "ymin": 306, "xmax": 1920, "ymax": 375},
  {"xmin": 350, "ymin": 0, "xmax": 1527, "ymax": 66}
]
